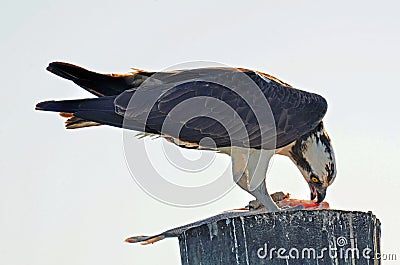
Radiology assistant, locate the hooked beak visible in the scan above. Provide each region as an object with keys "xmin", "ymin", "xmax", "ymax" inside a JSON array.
[{"xmin": 309, "ymin": 184, "xmax": 326, "ymax": 203}]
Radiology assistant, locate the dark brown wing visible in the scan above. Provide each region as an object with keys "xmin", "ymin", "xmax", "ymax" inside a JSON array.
[
  {"xmin": 114, "ymin": 68, "xmax": 327, "ymax": 149},
  {"xmin": 41, "ymin": 63, "xmax": 327, "ymax": 147}
]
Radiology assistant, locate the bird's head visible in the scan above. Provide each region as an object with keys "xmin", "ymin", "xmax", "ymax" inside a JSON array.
[{"xmin": 289, "ymin": 122, "xmax": 336, "ymax": 203}]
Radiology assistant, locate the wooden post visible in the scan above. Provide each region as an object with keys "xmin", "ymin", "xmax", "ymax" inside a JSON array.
[{"xmin": 178, "ymin": 210, "xmax": 381, "ymax": 265}]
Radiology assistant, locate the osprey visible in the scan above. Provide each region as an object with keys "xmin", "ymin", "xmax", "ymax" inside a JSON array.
[{"xmin": 36, "ymin": 62, "xmax": 336, "ymax": 212}]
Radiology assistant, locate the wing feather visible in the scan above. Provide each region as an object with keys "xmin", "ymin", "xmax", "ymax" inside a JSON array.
[
  {"xmin": 113, "ymin": 68, "xmax": 327, "ymax": 149},
  {"xmin": 41, "ymin": 63, "xmax": 327, "ymax": 149}
]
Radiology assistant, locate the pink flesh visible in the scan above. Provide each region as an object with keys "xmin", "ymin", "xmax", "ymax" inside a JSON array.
[{"xmin": 277, "ymin": 199, "xmax": 330, "ymax": 210}]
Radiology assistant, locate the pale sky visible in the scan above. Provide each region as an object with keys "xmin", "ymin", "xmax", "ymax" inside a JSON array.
[{"xmin": 1, "ymin": 1, "xmax": 400, "ymax": 264}]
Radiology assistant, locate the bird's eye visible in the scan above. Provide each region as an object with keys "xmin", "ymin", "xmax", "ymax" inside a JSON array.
[{"xmin": 311, "ymin": 176, "xmax": 319, "ymax": 183}]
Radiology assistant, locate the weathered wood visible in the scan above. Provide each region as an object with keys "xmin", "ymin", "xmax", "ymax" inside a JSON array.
[{"xmin": 178, "ymin": 210, "xmax": 381, "ymax": 265}]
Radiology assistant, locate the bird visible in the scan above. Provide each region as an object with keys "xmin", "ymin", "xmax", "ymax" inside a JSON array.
[{"xmin": 36, "ymin": 62, "xmax": 336, "ymax": 212}]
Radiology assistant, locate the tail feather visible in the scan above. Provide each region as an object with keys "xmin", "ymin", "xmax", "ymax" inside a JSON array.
[
  {"xmin": 37, "ymin": 62, "xmax": 157, "ymax": 130},
  {"xmin": 47, "ymin": 62, "xmax": 139, "ymax": 97},
  {"xmin": 74, "ymin": 110, "xmax": 124, "ymax": 129},
  {"xmin": 65, "ymin": 116, "xmax": 101, "ymax": 129},
  {"xmin": 36, "ymin": 97, "xmax": 123, "ymax": 129},
  {"xmin": 36, "ymin": 97, "xmax": 150, "ymax": 131},
  {"xmin": 74, "ymin": 110, "xmax": 152, "ymax": 132},
  {"xmin": 35, "ymin": 97, "xmax": 115, "ymax": 113}
]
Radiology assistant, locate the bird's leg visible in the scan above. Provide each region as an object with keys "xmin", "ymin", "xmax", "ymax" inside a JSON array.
[
  {"xmin": 231, "ymin": 148, "xmax": 305, "ymax": 212},
  {"xmin": 236, "ymin": 174, "xmax": 268, "ymax": 210},
  {"xmin": 247, "ymin": 149, "xmax": 280, "ymax": 212},
  {"xmin": 235, "ymin": 173, "xmax": 279, "ymax": 212},
  {"xmin": 232, "ymin": 148, "xmax": 280, "ymax": 212},
  {"xmin": 249, "ymin": 178, "xmax": 280, "ymax": 212}
]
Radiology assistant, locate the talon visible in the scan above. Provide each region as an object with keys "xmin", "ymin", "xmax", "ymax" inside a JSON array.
[
  {"xmin": 270, "ymin": 191, "xmax": 290, "ymax": 202},
  {"xmin": 246, "ymin": 200, "xmax": 264, "ymax": 210}
]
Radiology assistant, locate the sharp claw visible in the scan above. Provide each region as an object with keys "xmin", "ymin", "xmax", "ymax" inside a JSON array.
[{"xmin": 246, "ymin": 200, "xmax": 264, "ymax": 210}]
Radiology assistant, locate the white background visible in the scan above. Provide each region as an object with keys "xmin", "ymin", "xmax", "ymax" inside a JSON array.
[{"xmin": 1, "ymin": 1, "xmax": 399, "ymax": 264}]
